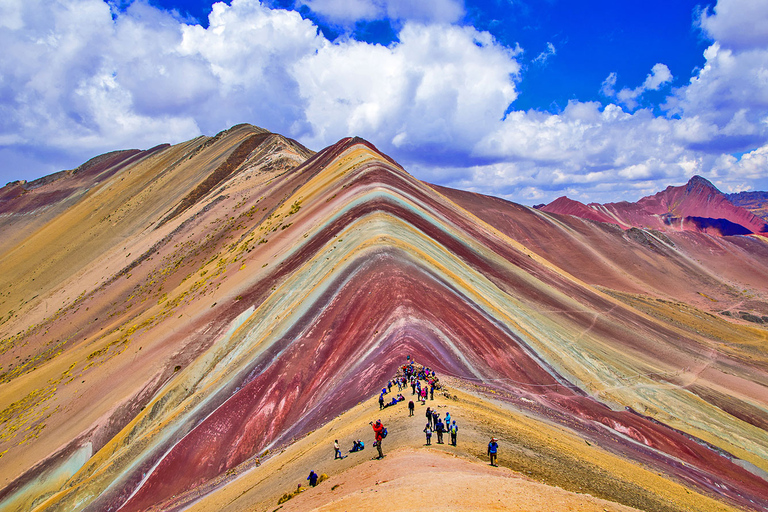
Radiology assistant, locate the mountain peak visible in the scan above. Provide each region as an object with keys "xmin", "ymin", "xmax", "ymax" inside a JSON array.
[
  {"xmin": 686, "ymin": 175, "xmax": 720, "ymax": 194},
  {"xmin": 541, "ymin": 175, "xmax": 767, "ymax": 236}
]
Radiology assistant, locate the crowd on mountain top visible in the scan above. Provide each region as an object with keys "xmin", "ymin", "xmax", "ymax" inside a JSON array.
[
  {"xmin": 379, "ymin": 359, "xmax": 442, "ymax": 409},
  {"xmin": 301, "ymin": 357, "xmax": 500, "ymax": 495}
]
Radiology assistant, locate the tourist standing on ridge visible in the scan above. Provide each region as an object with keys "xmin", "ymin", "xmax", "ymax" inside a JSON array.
[
  {"xmin": 408, "ymin": 399, "xmax": 415, "ymax": 416},
  {"xmin": 425, "ymin": 406, "xmax": 432, "ymax": 428},
  {"xmin": 488, "ymin": 437, "xmax": 498, "ymax": 466},
  {"xmin": 423, "ymin": 423, "xmax": 432, "ymax": 445},
  {"xmin": 411, "ymin": 380, "xmax": 416, "ymax": 395},
  {"xmin": 334, "ymin": 440, "xmax": 342, "ymax": 459},
  {"xmin": 445, "ymin": 412, "xmax": 451, "ymax": 428},
  {"xmin": 371, "ymin": 420, "xmax": 385, "ymax": 459},
  {"xmin": 379, "ymin": 393, "xmax": 385, "ymax": 410},
  {"xmin": 450, "ymin": 421, "xmax": 458, "ymax": 446},
  {"xmin": 436, "ymin": 418, "xmax": 445, "ymax": 444}
]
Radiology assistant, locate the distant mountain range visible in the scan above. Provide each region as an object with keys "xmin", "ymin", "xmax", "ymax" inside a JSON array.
[
  {"xmin": 538, "ymin": 175, "xmax": 768, "ymax": 236},
  {"xmin": 727, "ymin": 190, "xmax": 768, "ymax": 223}
]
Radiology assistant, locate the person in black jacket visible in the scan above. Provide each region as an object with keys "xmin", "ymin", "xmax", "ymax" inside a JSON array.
[{"xmin": 436, "ymin": 419, "xmax": 445, "ymax": 444}]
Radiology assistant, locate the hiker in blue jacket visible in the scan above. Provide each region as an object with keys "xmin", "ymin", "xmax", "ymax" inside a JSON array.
[{"xmin": 488, "ymin": 437, "xmax": 498, "ymax": 466}]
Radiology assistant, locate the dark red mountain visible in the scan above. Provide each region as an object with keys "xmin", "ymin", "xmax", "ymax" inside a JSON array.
[{"xmin": 539, "ymin": 175, "xmax": 768, "ymax": 236}]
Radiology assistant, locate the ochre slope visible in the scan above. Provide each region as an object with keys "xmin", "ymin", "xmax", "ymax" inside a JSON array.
[{"xmin": 0, "ymin": 128, "xmax": 766, "ymax": 511}]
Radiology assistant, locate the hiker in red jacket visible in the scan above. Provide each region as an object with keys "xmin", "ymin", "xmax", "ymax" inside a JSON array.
[{"xmin": 371, "ymin": 419, "xmax": 385, "ymax": 459}]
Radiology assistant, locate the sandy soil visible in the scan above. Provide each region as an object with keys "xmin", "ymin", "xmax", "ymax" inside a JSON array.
[{"xmin": 275, "ymin": 448, "xmax": 640, "ymax": 512}]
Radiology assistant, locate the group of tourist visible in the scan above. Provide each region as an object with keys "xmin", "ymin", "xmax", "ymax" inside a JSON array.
[
  {"xmin": 380, "ymin": 360, "xmax": 441, "ymax": 409},
  {"xmin": 367, "ymin": 359, "xmax": 497, "ymax": 465},
  {"xmin": 422, "ymin": 406, "xmax": 459, "ymax": 446},
  {"xmin": 308, "ymin": 358, "xmax": 500, "ymax": 490}
]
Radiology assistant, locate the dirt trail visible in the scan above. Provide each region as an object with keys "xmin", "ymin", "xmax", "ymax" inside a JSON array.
[{"xmin": 277, "ymin": 447, "xmax": 640, "ymax": 512}]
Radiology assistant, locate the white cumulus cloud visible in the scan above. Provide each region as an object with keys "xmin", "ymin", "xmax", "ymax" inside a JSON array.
[
  {"xmin": 601, "ymin": 63, "xmax": 672, "ymax": 110},
  {"xmin": 299, "ymin": 0, "xmax": 465, "ymax": 25},
  {"xmin": 1, "ymin": 0, "xmax": 768, "ymax": 204},
  {"xmin": 293, "ymin": 23, "xmax": 520, "ymax": 161},
  {"xmin": 698, "ymin": 0, "xmax": 768, "ymax": 51}
]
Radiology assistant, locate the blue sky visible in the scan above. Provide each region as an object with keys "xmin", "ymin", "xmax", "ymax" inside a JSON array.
[
  {"xmin": 152, "ymin": 0, "xmax": 710, "ymax": 111},
  {"xmin": 1, "ymin": 0, "xmax": 767, "ymax": 204}
]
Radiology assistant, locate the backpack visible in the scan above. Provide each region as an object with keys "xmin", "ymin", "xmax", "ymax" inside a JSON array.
[
  {"xmin": 381, "ymin": 427, "xmax": 388, "ymax": 439},
  {"xmin": 450, "ymin": 424, "xmax": 457, "ymax": 434}
]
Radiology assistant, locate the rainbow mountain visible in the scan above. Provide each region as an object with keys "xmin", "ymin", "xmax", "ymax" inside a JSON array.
[{"xmin": 1, "ymin": 125, "xmax": 767, "ymax": 511}]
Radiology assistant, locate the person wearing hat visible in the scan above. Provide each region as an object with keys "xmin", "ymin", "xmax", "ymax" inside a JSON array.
[{"xmin": 488, "ymin": 437, "xmax": 498, "ymax": 466}]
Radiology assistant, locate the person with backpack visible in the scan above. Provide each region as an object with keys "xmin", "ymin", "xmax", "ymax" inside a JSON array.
[
  {"xmin": 408, "ymin": 399, "xmax": 415, "ymax": 416},
  {"xmin": 379, "ymin": 393, "xmax": 385, "ymax": 410},
  {"xmin": 371, "ymin": 419, "xmax": 386, "ymax": 459},
  {"xmin": 435, "ymin": 418, "xmax": 445, "ymax": 444},
  {"xmin": 449, "ymin": 421, "xmax": 458, "ymax": 446},
  {"xmin": 488, "ymin": 437, "xmax": 498, "ymax": 466},
  {"xmin": 423, "ymin": 423, "xmax": 432, "ymax": 445}
]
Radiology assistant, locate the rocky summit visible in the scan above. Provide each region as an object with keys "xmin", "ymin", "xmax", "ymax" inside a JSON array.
[{"xmin": 1, "ymin": 125, "xmax": 768, "ymax": 512}]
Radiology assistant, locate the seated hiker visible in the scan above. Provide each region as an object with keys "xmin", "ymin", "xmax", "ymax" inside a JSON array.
[
  {"xmin": 350, "ymin": 439, "xmax": 364, "ymax": 452},
  {"xmin": 307, "ymin": 470, "xmax": 318, "ymax": 487}
]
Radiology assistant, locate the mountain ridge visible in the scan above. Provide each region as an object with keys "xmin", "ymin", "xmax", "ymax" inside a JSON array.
[
  {"xmin": 0, "ymin": 126, "xmax": 767, "ymax": 511},
  {"xmin": 539, "ymin": 175, "xmax": 768, "ymax": 236}
]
